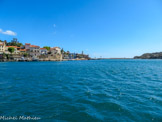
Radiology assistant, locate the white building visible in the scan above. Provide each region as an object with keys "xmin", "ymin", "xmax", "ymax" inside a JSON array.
[
  {"xmin": 29, "ymin": 45, "xmax": 40, "ymax": 57},
  {"xmin": 5, "ymin": 46, "xmax": 20, "ymax": 54},
  {"xmin": 25, "ymin": 43, "xmax": 40, "ymax": 57},
  {"xmin": 0, "ymin": 42, "xmax": 6, "ymax": 54},
  {"xmin": 25, "ymin": 43, "xmax": 30, "ymax": 49},
  {"xmin": 50, "ymin": 47, "xmax": 61, "ymax": 54},
  {"xmin": 40, "ymin": 48, "xmax": 48, "ymax": 55}
]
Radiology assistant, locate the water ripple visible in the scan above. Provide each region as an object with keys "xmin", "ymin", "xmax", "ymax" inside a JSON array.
[{"xmin": 0, "ymin": 60, "xmax": 162, "ymax": 121}]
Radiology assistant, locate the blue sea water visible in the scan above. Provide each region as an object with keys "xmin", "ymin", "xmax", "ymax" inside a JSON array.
[{"xmin": 0, "ymin": 59, "xmax": 162, "ymax": 121}]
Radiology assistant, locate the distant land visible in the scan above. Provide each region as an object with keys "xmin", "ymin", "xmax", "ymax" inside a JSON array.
[
  {"xmin": 98, "ymin": 58, "xmax": 132, "ymax": 59},
  {"xmin": 91, "ymin": 58, "xmax": 133, "ymax": 60},
  {"xmin": 95, "ymin": 52, "xmax": 162, "ymax": 60},
  {"xmin": 134, "ymin": 52, "xmax": 162, "ymax": 59}
]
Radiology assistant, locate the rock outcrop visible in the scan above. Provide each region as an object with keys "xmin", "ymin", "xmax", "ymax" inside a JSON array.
[{"xmin": 134, "ymin": 52, "xmax": 162, "ymax": 59}]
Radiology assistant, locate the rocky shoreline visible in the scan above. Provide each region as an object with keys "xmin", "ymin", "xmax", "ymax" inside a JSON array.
[{"xmin": 0, "ymin": 58, "xmax": 90, "ymax": 62}]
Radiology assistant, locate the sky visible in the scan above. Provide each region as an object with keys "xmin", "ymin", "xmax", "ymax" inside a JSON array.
[{"xmin": 0, "ymin": 0, "xmax": 162, "ymax": 58}]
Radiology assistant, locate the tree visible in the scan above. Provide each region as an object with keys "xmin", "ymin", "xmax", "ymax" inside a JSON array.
[
  {"xmin": 61, "ymin": 48, "xmax": 64, "ymax": 54},
  {"xmin": 43, "ymin": 46, "xmax": 50, "ymax": 51},
  {"xmin": 4, "ymin": 40, "xmax": 7, "ymax": 44},
  {"xmin": 6, "ymin": 54, "xmax": 10, "ymax": 59},
  {"xmin": 16, "ymin": 43, "xmax": 23, "ymax": 47},
  {"xmin": 6, "ymin": 38, "xmax": 23, "ymax": 47},
  {"xmin": 8, "ymin": 47, "xmax": 15, "ymax": 54},
  {"xmin": 2, "ymin": 53, "xmax": 6, "ymax": 59},
  {"xmin": 23, "ymin": 53, "xmax": 28, "ymax": 57}
]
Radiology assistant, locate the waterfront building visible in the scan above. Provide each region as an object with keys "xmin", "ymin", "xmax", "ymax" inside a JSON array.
[
  {"xmin": 25, "ymin": 43, "xmax": 31, "ymax": 49},
  {"xmin": 29, "ymin": 45, "xmax": 40, "ymax": 58},
  {"xmin": 69, "ymin": 53, "xmax": 77, "ymax": 59},
  {"xmin": 63, "ymin": 55, "xmax": 70, "ymax": 59},
  {"xmin": 76, "ymin": 53, "xmax": 89, "ymax": 59},
  {"xmin": 0, "ymin": 41, "xmax": 6, "ymax": 54},
  {"xmin": 40, "ymin": 48, "xmax": 48, "ymax": 55},
  {"xmin": 25, "ymin": 43, "xmax": 40, "ymax": 57},
  {"xmin": 5, "ymin": 46, "xmax": 20, "ymax": 54},
  {"xmin": 19, "ymin": 49, "xmax": 27, "ymax": 54},
  {"xmin": 50, "ymin": 47, "xmax": 61, "ymax": 54},
  {"xmin": 48, "ymin": 47, "xmax": 62, "ymax": 60},
  {"xmin": 0, "ymin": 40, "xmax": 89, "ymax": 60}
]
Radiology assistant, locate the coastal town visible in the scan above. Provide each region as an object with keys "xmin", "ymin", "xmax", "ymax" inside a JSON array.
[{"xmin": 0, "ymin": 38, "xmax": 90, "ymax": 61}]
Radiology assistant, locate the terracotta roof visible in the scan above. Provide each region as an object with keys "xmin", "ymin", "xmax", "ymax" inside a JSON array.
[
  {"xmin": 20, "ymin": 49, "xmax": 26, "ymax": 51},
  {"xmin": 40, "ymin": 48, "xmax": 47, "ymax": 50},
  {"xmin": 51, "ymin": 47, "xmax": 60, "ymax": 50},
  {"xmin": 0, "ymin": 42, "xmax": 5, "ymax": 46},
  {"xmin": 30, "ymin": 45, "xmax": 40, "ymax": 48},
  {"xmin": 6, "ymin": 46, "xmax": 18, "ymax": 48},
  {"xmin": 25, "ymin": 43, "xmax": 31, "ymax": 45}
]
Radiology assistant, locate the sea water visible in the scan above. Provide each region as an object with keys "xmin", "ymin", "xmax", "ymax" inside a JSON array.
[{"xmin": 0, "ymin": 60, "xmax": 162, "ymax": 121}]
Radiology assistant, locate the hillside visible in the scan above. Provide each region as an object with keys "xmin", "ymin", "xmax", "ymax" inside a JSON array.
[{"xmin": 134, "ymin": 52, "xmax": 162, "ymax": 59}]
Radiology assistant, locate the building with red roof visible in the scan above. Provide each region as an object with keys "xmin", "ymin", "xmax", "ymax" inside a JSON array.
[
  {"xmin": 5, "ymin": 46, "xmax": 20, "ymax": 54},
  {"xmin": 40, "ymin": 48, "xmax": 48, "ymax": 55},
  {"xmin": 25, "ymin": 43, "xmax": 40, "ymax": 57},
  {"xmin": 0, "ymin": 41, "xmax": 6, "ymax": 54},
  {"xmin": 50, "ymin": 47, "xmax": 61, "ymax": 55}
]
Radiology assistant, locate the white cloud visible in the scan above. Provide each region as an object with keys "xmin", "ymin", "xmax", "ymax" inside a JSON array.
[
  {"xmin": 53, "ymin": 24, "xmax": 56, "ymax": 28},
  {"xmin": 0, "ymin": 28, "xmax": 17, "ymax": 36}
]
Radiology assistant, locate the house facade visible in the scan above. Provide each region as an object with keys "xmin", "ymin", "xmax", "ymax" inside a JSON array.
[
  {"xmin": 19, "ymin": 49, "xmax": 27, "ymax": 54},
  {"xmin": 69, "ymin": 53, "xmax": 77, "ymax": 59},
  {"xmin": 49, "ymin": 47, "xmax": 62, "ymax": 60},
  {"xmin": 25, "ymin": 43, "xmax": 30, "ymax": 49},
  {"xmin": 5, "ymin": 46, "xmax": 20, "ymax": 54},
  {"xmin": 40, "ymin": 48, "xmax": 48, "ymax": 55},
  {"xmin": 50, "ymin": 47, "xmax": 61, "ymax": 54},
  {"xmin": 0, "ymin": 42, "xmax": 6, "ymax": 54},
  {"xmin": 25, "ymin": 43, "xmax": 40, "ymax": 57},
  {"xmin": 29, "ymin": 45, "xmax": 40, "ymax": 57}
]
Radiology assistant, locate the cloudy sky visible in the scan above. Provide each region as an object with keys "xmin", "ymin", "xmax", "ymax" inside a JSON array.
[{"xmin": 0, "ymin": 0, "xmax": 162, "ymax": 58}]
